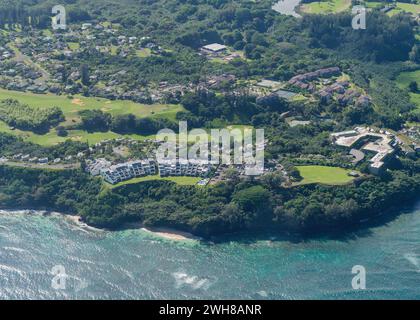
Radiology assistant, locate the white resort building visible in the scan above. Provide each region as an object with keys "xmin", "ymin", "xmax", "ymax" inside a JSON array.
[
  {"xmin": 158, "ymin": 159, "xmax": 211, "ymax": 178},
  {"xmin": 100, "ymin": 159, "xmax": 156, "ymax": 184},
  {"xmin": 87, "ymin": 157, "xmax": 212, "ymax": 185},
  {"xmin": 331, "ymin": 127, "xmax": 397, "ymax": 175}
]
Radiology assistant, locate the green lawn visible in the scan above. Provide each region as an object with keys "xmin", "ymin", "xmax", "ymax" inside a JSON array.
[
  {"xmin": 300, "ymin": 0, "xmax": 351, "ymax": 14},
  {"xmin": 108, "ymin": 175, "xmax": 202, "ymax": 188},
  {"xmin": 136, "ymin": 48, "xmax": 152, "ymax": 58},
  {"xmin": 0, "ymin": 89, "xmax": 183, "ymax": 145},
  {"xmin": 396, "ymin": 70, "xmax": 420, "ymax": 113},
  {"xmin": 0, "ymin": 89, "xmax": 183, "ymax": 123},
  {"xmin": 364, "ymin": 1, "xmax": 420, "ymax": 16},
  {"xmin": 68, "ymin": 42, "xmax": 80, "ymax": 51},
  {"xmin": 390, "ymin": 2, "xmax": 420, "ymax": 16},
  {"xmin": 295, "ymin": 165, "xmax": 357, "ymax": 185},
  {"xmin": 0, "ymin": 120, "xmax": 155, "ymax": 146}
]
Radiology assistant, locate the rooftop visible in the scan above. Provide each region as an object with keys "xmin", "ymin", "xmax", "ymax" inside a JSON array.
[{"xmin": 202, "ymin": 43, "xmax": 227, "ymax": 52}]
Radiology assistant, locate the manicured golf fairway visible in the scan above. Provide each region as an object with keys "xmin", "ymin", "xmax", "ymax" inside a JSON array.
[
  {"xmin": 0, "ymin": 88, "xmax": 183, "ymax": 145},
  {"xmin": 0, "ymin": 89, "xmax": 183, "ymax": 123}
]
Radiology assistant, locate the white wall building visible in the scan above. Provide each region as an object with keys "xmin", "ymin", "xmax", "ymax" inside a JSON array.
[
  {"xmin": 158, "ymin": 159, "xmax": 211, "ymax": 178},
  {"xmin": 101, "ymin": 159, "xmax": 156, "ymax": 184}
]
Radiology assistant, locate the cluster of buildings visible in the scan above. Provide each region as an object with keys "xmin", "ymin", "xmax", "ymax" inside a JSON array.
[
  {"xmin": 0, "ymin": 23, "xmax": 174, "ymax": 103},
  {"xmin": 0, "ymin": 46, "xmax": 13, "ymax": 61},
  {"xmin": 288, "ymin": 67, "xmax": 341, "ymax": 91},
  {"xmin": 86, "ymin": 157, "xmax": 212, "ymax": 185},
  {"xmin": 86, "ymin": 158, "xmax": 156, "ymax": 184},
  {"xmin": 1, "ymin": 153, "xmax": 77, "ymax": 168},
  {"xmin": 319, "ymin": 81, "xmax": 370, "ymax": 107},
  {"xmin": 331, "ymin": 127, "xmax": 399, "ymax": 175},
  {"xmin": 200, "ymin": 43, "xmax": 241, "ymax": 62},
  {"xmin": 203, "ymin": 74, "xmax": 236, "ymax": 90},
  {"xmin": 158, "ymin": 159, "xmax": 211, "ymax": 178},
  {"xmin": 11, "ymin": 154, "xmax": 50, "ymax": 164},
  {"xmin": 98, "ymin": 159, "xmax": 157, "ymax": 185},
  {"xmin": 0, "ymin": 60, "xmax": 46, "ymax": 93},
  {"xmin": 249, "ymin": 79, "xmax": 297, "ymax": 100},
  {"xmin": 288, "ymin": 67, "xmax": 371, "ymax": 107},
  {"xmin": 401, "ymin": 126, "xmax": 420, "ymax": 142}
]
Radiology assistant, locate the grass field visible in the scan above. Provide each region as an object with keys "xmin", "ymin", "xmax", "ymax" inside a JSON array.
[
  {"xmin": 396, "ymin": 70, "xmax": 420, "ymax": 113},
  {"xmin": 68, "ymin": 42, "xmax": 80, "ymax": 51},
  {"xmin": 300, "ymin": 0, "xmax": 351, "ymax": 14},
  {"xmin": 295, "ymin": 165, "xmax": 357, "ymax": 185},
  {"xmin": 0, "ymin": 89, "xmax": 183, "ymax": 123},
  {"xmin": 0, "ymin": 89, "xmax": 183, "ymax": 145},
  {"xmin": 108, "ymin": 175, "xmax": 202, "ymax": 188},
  {"xmin": 0, "ymin": 120, "xmax": 155, "ymax": 145},
  {"xmin": 364, "ymin": 1, "xmax": 420, "ymax": 15},
  {"xmin": 136, "ymin": 48, "xmax": 152, "ymax": 58},
  {"xmin": 389, "ymin": 2, "xmax": 420, "ymax": 15}
]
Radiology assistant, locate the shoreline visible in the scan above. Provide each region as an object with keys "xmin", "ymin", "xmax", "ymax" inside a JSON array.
[
  {"xmin": 140, "ymin": 227, "xmax": 202, "ymax": 241},
  {"xmin": 0, "ymin": 209, "xmax": 201, "ymax": 242},
  {"xmin": 1, "ymin": 198, "xmax": 420, "ymax": 242},
  {"xmin": 121, "ymin": 221, "xmax": 201, "ymax": 241}
]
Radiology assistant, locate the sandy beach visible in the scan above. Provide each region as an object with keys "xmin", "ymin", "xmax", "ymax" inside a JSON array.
[{"xmin": 141, "ymin": 227, "xmax": 201, "ymax": 241}]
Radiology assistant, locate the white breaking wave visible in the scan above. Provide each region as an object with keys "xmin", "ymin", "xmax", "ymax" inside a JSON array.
[
  {"xmin": 2, "ymin": 246, "xmax": 28, "ymax": 253},
  {"xmin": 172, "ymin": 271, "xmax": 213, "ymax": 290},
  {"xmin": 404, "ymin": 253, "xmax": 420, "ymax": 272},
  {"xmin": 0, "ymin": 263, "xmax": 27, "ymax": 279}
]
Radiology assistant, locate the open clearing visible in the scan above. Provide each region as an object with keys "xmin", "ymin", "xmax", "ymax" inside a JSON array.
[
  {"xmin": 108, "ymin": 175, "xmax": 202, "ymax": 188},
  {"xmin": 396, "ymin": 70, "xmax": 420, "ymax": 113},
  {"xmin": 301, "ymin": 0, "xmax": 419, "ymax": 15},
  {"xmin": 299, "ymin": 0, "xmax": 351, "ymax": 14},
  {"xmin": 364, "ymin": 1, "xmax": 420, "ymax": 15},
  {"xmin": 295, "ymin": 165, "xmax": 357, "ymax": 185},
  {"xmin": 0, "ymin": 121, "xmax": 155, "ymax": 146}
]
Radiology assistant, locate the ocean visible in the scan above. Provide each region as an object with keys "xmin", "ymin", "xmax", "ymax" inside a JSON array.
[{"xmin": 0, "ymin": 200, "xmax": 419, "ymax": 299}]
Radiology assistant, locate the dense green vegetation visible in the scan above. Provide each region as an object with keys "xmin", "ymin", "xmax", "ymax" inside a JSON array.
[
  {"xmin": 0, "ymin": 99, "xmax": 64, "ymax": 133},
  {"xmin": 0, "ymin": 158, "xmax": 419, "ymax": 237},
  {"xmin": 0, "ymin": 0, "xmax": 419, "ymax": 238}
]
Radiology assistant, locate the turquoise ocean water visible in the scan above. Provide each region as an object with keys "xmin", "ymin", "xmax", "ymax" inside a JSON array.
[{"xmin": 0, "ymin": 200, "xmax": 419, "ymax": 299}]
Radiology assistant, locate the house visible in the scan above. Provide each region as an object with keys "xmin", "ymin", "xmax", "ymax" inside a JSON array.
[
  {"xmin": 38, "ymin": 158, "xmax": 49, "ymax": 164},
  {"xmin": 81, "ymin": 23, "xmax": 92, "ymax": 30},
  {"xmin": 201, "ymin": 43, "xmax": 227, "ymax": 55},
  {"xmin": 329, "ymin": 83, "xmax": 345, "ymax": 94},
  {"xmin": 319, "ymin": 90, "xmax": 332, "ymax": 104},
  {"xmin": 318, "ymin": 67, "xmax": 341, "ymax": 78},
  {"xmin": 356, "ymin": 95, "xmax": 371, "ymax": 108},
  {"xmin": 86, "ymin": 158, "xmax": 112, "ymax": 176}
]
